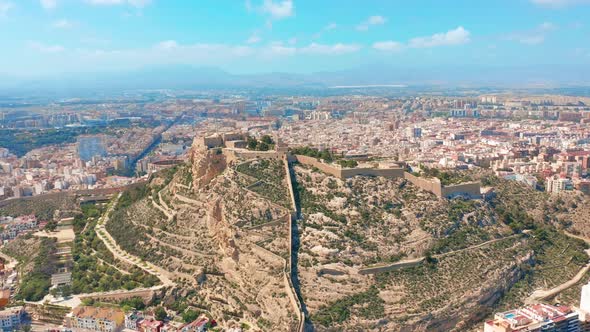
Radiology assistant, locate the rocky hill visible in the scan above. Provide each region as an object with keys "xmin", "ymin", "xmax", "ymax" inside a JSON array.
[
  {"xmin": 106, "ymin": 147, "xmax": 298, "ymax": 331},
  {"xmin": 103, "ymin": 141, "xmax": 590, "ymax": 331},
  {"xmin": 292, "ymin": 166, "xmax": 588, "ymax": 331}
]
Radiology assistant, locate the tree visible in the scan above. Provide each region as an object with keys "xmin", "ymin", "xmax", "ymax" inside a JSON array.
[
  {"xmin": 260, "ymin": 135, "xmax": 274, "ymax": 145},
  {"xmin": 120, "ymin": 296, "xmax": 146, "ymax": 310},
  {"xmin": 61, "ymin": 285, "xmax": 72, "ymax": 298},
  {"xmin": 154, "ymin": 306, "xmax": 167, "ymax": 321},
  {"xmin": 320, "ymin": 149, "xmax": 333, "ymax": 162},
  {"xmin": 19, "ymin": 325, "xmax": 32, "ymax": 332},
  {"xmin": 424, "ymin": 251, "xmax": 438, "ymax": 265},
  {"xmin": 246, "ymin": 137, "xmax": 258, "ymax": 150},
  {"xmin": 257, "ymin": 142, "xmax": 269, "ymax": 151},
  {"xmin": 182, "ymin": 309, "xmax": 199, "ymax": 323}
]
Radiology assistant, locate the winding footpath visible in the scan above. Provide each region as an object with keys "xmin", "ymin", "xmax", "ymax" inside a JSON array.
[
  {"xmin": 26, "ymin": 194, "xmax": 175, "ymax": 309},
  {"xmin": 95, "ymin": 193, "xmax": 175, "ymax": 287},
  {"xmin": 525, "ymin": 231, "xmax": 590, "ymax": 303},
  {"xmin": 359, "ymin": 233, "xmax": 523, "ymax": 275}
]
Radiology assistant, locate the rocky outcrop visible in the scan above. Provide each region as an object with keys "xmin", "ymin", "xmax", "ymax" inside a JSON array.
[
  {"xmin": 190, "ymin": 148, "xmax": 227, "ymax": 190},
  {"xmin": 206, "ymin": 197, "xmax": 240, "ymax": 262}
]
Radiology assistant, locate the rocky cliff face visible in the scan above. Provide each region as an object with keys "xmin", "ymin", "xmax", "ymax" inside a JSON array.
[
  {"xmin": 108, "ymin": 144, "xmax": 298, "ymax": 330},
  {"xmin": 184, "ymin": 147, "xmax": 297, "ymax": 330},
  {"xmin": 190, "ymin": 146, "xmax": 227, "ymax": 190}
]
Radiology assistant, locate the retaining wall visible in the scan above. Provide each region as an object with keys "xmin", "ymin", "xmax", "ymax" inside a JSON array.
[
  {"xmin": 358, "ymin": 258, "xmax": 425, "ymax": 275},
  {"xmin": 79, "ymin": 288, "xmax": 157, "ymax": 304},
  {"xmin": 284, "ymin": 157, "xmax": 306, "ymax": 332},
  {"xmin": 283, "ymin": 157, "xmax": 298, "ymax": 213}
]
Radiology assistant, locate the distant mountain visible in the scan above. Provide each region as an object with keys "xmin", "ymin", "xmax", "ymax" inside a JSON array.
[{"xmin": 3, "ymin": 64, "xmax": 590, "ymax": 96}]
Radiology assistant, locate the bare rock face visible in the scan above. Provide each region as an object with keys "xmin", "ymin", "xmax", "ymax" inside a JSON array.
[
  {"xmin": 190, "ymin": 148, "xmax": 227, "ymax": 190},
  {"xmin": 206, "ymin": 197, "xmax": 240, "ymax": 262}
]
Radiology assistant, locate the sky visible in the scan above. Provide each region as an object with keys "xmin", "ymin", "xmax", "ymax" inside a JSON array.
[{"xmin": 0, "ymin": 0, "xmax": 589, "ymax": 78}]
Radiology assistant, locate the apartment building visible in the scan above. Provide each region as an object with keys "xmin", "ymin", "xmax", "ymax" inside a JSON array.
[
  {"xmin": 66, "ymin": 306, "xmax": 125, "ymax": 332},
  {"xmin": 0, "ymin": 306, "xmax": 24, "ymax": 331}
]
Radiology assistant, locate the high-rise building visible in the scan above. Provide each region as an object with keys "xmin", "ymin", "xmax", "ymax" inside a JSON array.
[{"xmin": 406, "ymin": 127, "xmax": 422, "ymax": 138}]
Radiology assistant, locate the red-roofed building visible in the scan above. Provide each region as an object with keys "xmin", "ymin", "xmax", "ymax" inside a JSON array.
[{"xmin": 139, "ymin": 318, "xmax": 164, "ymax": 332}]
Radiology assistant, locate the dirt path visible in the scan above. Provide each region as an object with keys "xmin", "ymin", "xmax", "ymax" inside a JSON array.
[
  {"xmin": 359, "ymin": 234, "xmax": 523, "ymax": 274},
  {"xmin": 95, "ymin": 193, "xmax": 175, "ymax": 287},
  {"xmin": 150, "ymin": 195, "xmax": 174, "ymax": 221},
  {"xmin": 526, "ymin": 261, "xmax": 590, "ymax": 303},
  {"xmin": 525, "ymin": 231, "xmax": 590, "ymax": 303},
  {"xmin": 0, "ymin": 251, "xmax": 18, "ymax": 270}
]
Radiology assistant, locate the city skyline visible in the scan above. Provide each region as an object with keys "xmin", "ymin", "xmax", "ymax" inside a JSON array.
[{"xmin": 1, "ymin": 0, "xmax": 590, "ymax": 81}]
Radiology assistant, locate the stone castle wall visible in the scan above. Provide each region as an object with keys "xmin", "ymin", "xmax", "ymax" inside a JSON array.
[
  {"xmin": 403, "ymin": 172, "xmax": 443, "ymax": 197},
  {"xmin": 441, "ymin": 181, "xmax": 482, "ymax": 199},
  {"xmin": 293, "ymin": 155, "xmax": 404, "ymax": 179},
  {"xmin": 403, "ymin": 172, "xmax": 481, "ymax": 199}
]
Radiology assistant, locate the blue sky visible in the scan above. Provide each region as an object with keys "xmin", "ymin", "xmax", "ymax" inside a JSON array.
[{"xmin": 0, "ymin": 0, "xmax": 589, "ymax": 77}]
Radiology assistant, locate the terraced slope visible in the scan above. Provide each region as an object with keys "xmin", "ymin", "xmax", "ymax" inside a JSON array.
[
  {"xmin": 106, "ymin": 151, "xmax": 298, "ymax": 331},
  {"xmin": 293, "ymin": 165, "xmax": 589, "ymax": 331}
]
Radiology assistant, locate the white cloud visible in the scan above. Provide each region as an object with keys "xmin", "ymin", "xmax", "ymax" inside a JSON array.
[
  {"xmin": 261, "ymin": 0, "xmax": 294, "ymax": 20},
  {"xmin": 40, "ymin": 0, "xmax": 57, "ymax": 10},
  {"xmin": 86, "ymin": 0, "xmax": 151, "ymax": 7},
  {"xmin": 263, "ymin": 41, "xmax": 359, "ymax": 56},
  {"xmin": 246, "ymin": 33, "xmax": 262, "ymax": 44},
  {"xmin": 373, "ymin": 26, "xmax": 471, "ymax": 52},
  {"xmin": 409, "ymin": 26, "xmax": 470, "ymax": 48},
  {"xmin": 20, "ymin": 40, "xmax": 364, "ymax": 74},
  {"xmin": 0, "ymin": 1, "xmax": 13, "ymax": 17},
  {"xmin": 313, "ymin": 22, "xmax": 338, "ymax": 39},
  {"xmin": 95, "ymin": 41, "xmax": 359, "ymax": 63},
  {"xmin": 127, "ymin": 0, "xmax": 151, "ymax": 7},
  {"xmin": 87, "ymin": 0, "xmax": 124, "ymax": 4},
  {"xmin": 372, "ymin": 40, "xmax": 403, "ymax": 52},
  {"xmin": 518, "ymin": 35, "xmax": 545, "ymax": 45},
  {"xmin": 531, "ymin": 0, "xmax": 590, "ymax": 7},
  {"xmin": 299, "ymin": 42, "xmax": 361, "ymax": 55},
  {"xmin": 150, "ymin": 41, "xmax": 255, "ymax": 58},
  {"xmin": 538, "ymin": 21, "xmax": 557, "ymax": 31},
  {"xmin": 356, "ymin": 15, "xmax": 386, "ymax": 31},
  {"xmin": 53, "ymin": 19, "xmax": 73, "ymax": 29},
  {"xmin": 325, "ymin": 23, "xmax": 337, "ymax": 31},
  {"xmin": 504, "ymin": 22, "xmax": 557, "ymax": 45},
  {"xmin": 268, "ymin": 44, "xmax": 296, "ymax": 56},
  {"xmin": 28, "ymin": 41, "xmax": 65, "ymax": 53},
  {"xmin": 155, "ymin": 40, "xmax": 178, "ymax": 50},
  {"xmin": 367, "ymin": 16, "xmax": 386, "ymax": 25}
]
